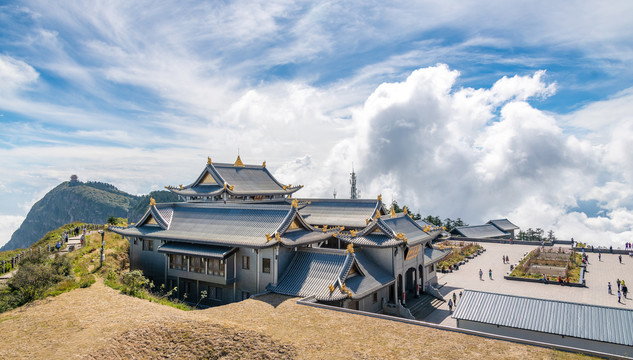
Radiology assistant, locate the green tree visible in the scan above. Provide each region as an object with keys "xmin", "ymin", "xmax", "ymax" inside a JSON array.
[
  {"xmin": 121, "ymin": 270, "xmax": 149, "ymax": 297},
  {"xmin": 107, "ymin": 215, "xmax": 118, "ymax": 225}
]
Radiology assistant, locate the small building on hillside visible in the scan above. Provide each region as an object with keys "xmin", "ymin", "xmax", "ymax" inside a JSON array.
[{"xmin": 453, "ymin": 290, "xmax": 633, "ymax": 357}]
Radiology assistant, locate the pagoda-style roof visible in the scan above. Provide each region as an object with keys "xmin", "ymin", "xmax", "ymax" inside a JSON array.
[
  {"xmin": 451, "ymin": 224, "xmax": 509, "ymax": 238},
  {"xmin": 270, "ymin": 248, "xmax": 394, "ymax": 301},
  {"xmin": 486, "ymin": 218, "xmax": 519, "ymax": 232},
  {"xmin": 334, "ymin": 212, "xmax": 442, "ymax": 248},
  {"xmin": 110, "ymin": 201, "xmax": 337, "ymax": 249},
  {"xmin": 297, "ymin": 198, "xmax": 387, "ymax": 228},
  {"xmin": 166, "ymin": 156, "xmax": 303, "ymax": 199}
]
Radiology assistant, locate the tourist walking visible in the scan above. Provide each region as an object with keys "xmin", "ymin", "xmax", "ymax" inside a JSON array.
[
  {"xmin": 619, "ymin": 254, "xmax": 622, "ymax": 264},
  {"xmin": 623, "ymin": 284, "xmax": 629, "ymax": 299},
  {"xmin": 448, "ymin": 298, "xmax": 453, "ymax": 312},
  {"xmin": 608, "ymin": 282, "xmax": 612, "ymax": 294},
  {"xmin": 479, "ymin": 269, "xmax": 483, "ymax": 280},
  {"xmin": 617, "ymin": 279, "xmax": 621, "ymax": 291},
  {"xmin": 453, "ymin": 292, "xmax": 457, "ymax": 305},
  {"xmin": 488, "ymin": 269, "xmax": 493, "ymax": 280},
  {"xmin": 618, "ymin": 290, "xmax": 622, "ymax": 303},
  {"xmin": 502, "ymin": 255, "xmax": 505, "ymax": 264},
  {"xmin": 599, "ymin": 252, "xmax": 601, "ymax": 261}
]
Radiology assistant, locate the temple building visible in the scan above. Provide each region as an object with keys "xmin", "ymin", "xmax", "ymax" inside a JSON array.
[{"xmin": 111, "ymin": 156, "xmax": 448, "ymax": 313}]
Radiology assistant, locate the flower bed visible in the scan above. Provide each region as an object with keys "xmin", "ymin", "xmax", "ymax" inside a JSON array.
[
  {"xmin": 436, "ymin": 241, "xmax": 484, "ymax": 272},
  {"xmin": 508, "ymin": 248, "xmax": 582, "ymax": 283}
]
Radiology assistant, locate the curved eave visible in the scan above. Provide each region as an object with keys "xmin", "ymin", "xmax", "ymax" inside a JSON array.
[
  {"xmin": 226, "ymin": 186, "xmax": 302, "ymax": 196},
  {"xmin": 278, "ymin": 230, "xmax": 338, "ymax": 247},
  {"xmin": 166, "ymin": 186, "xmax": 224, "ymax": 197}
]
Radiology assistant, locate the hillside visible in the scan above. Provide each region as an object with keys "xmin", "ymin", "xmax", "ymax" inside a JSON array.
[
  {"xmin": 2, "ymin": 181, "xmax": 180, "ymax": 251},
  {"xmin": 0, "ymin": 280, "xmax": 587, "ymax": 359}
]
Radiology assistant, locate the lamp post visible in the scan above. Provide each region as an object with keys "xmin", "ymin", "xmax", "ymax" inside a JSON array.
[{"xmin": 99, "ymin": 230, "xmax": 105, "ymax": 267}]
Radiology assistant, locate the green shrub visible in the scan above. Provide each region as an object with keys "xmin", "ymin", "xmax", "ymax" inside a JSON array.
[
  {"xmin": 7, "ymin": 263, "xmax": 59, "ymax": 305},
  {"xmin": 121, "ymin": 270, "xmax": 149, "ymax": 297}
]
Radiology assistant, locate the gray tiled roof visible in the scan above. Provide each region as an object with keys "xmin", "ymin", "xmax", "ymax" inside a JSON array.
[
  {"xmin": 168, "ymin": 185, "xmax": 223, "ymax": 196},
  {"xmin": 335, "ymin": 215, "xmax": 440, "ymax": 248},
  {"xmin": 487, "ymin": 219, "xmax": 519, "ymax": 231},
  {"xmin": 270, "ymin": 248, "xmax": 394, "ymax": 301},
  {"xmin": 423, "ymin": 247, "xmax": 450, "ymax": 264},
  {"xmin": 112, "ymin": 203, "xmax": 329, "ymax": 249},
  {"xmin": 452, "ymin": 224, "xmax": 509, "ymax": 238},
  {"xmin": 157, "ymin": 242, "xmax": 237, "ymax": 259},
  {"xmin": 298, "ymin": 199, "xmax": 383, "ymax": 228},
  {"xmin": 453, "ymin": 290, "xmax": 633, "ymax": 346}
]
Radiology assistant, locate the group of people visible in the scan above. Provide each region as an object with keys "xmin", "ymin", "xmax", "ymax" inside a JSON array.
[
  {"xmin": 609, "ymin": 279, "xmax": 629, "ymax": 303},
  {"xmin": 447, "ymin": 290, "xmax": 463, "ymax": 312},
  {"xmin": 479, "ymin": 268, "xmax": 493, "ymax": 280},
  {"xmin": 501, "ymin": 255, "xmax": 510, "ymax": 264},
  {"xmin": 625, "ymin": 242, "xmax": 632, "ymax": 250}
]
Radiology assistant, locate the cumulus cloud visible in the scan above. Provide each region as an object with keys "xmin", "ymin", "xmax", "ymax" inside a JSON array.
[{"xmin": 334, "ymin": 64, "xmax": 632, "ymax": 247}]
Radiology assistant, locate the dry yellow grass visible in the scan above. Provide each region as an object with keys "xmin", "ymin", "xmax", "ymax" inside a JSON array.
[{"xmin": 0, "ymin": 280, "xmax": 591, "ymax": 360}]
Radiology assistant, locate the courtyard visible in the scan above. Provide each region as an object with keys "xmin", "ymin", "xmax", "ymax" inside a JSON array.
[{"xmin": 423, "ymin": 242, "xmax": 633, "ymax": 326}]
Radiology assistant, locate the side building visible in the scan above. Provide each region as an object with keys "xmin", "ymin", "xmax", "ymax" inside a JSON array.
[{"xmin": 111, "ymin": 156, "xmax": 447, "ymax": 313}]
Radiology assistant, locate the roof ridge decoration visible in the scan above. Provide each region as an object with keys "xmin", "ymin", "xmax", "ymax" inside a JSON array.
[
  {"xmin": 149, "ymin": 197, "xmax": 156, "ymax": 206},
  {"xmin": 207, "ymin": 156, "xmax": 212, "ymax": 165},
  {"xmin": 234, "ymin": 155, "xmax": 245, "ymax": 167},
  {"xmin": 390, "ymin": 206, "xmax": 396, "ymax": 218},
  {"xmin": 262, "ymin": 161, "xmax": 266, "ymax": 168}
]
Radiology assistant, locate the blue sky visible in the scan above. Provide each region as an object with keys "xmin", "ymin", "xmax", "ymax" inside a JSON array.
[{"xmin": 1, "ymin": 1, "xmax": 633, "ymax": 247}]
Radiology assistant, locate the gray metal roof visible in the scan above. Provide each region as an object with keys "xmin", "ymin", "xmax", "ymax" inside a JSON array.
[
  {"xmin": 298, "ymin": 199, "xmax": 382, "ymax": 228},
  {"xmin": 453, "ymin": 290, "xmax": 633, "ymax": 346},
  {"xmin": 157, "ymin": 242, "xmax": 237, "ymax": 259},
  {"xmin": 271, "ymin": 248, "xmax": 393, "ymax": 301},
  {"xmin": 335, "ymin": 215, "xmax": 440, "ymax": 248},
  {"xmin": 452, "ymin": 224, "xmax": 509, "ymax": 238},
  {"xmin": 487, "ymin": 218, "xmax": 519, "ymax": 231},
  {"xmin": 112, "ymin": 202, "xmax": 331, "ymax": 249},
  {"xmin": 423, "ymin": 247, "xmax": 450, "ymax": 264}
]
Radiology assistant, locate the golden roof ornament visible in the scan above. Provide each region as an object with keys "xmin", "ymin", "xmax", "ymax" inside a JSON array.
[
  {"xmin": 346, "ymin": 243, "xmax": 354, "ymax": 254},
  {"xmin": 377, "ymin": 194, "xmax": 382, "ymax": 202},
  {"xmin": 403, "ymin": 206, "xmax": 408, "ymax": 215},
  {"xmin": 207, "ymin": 156, "xmax": 212, "ymax": 165},
  {"xmin": 223, "ymin": 182, "xmax": 228, "ymax": 189},
  {"xmin": 322, "ymin": 225, "xmax": 328, "ymax": 233},
  {"xmin": 275, "ymin": 232, "xmax": 281, "ymax": 242},
  {"xmin": 265, "ymin": 234, "xmax": 272, "ymax": 242},
  {"xmin": 328, "ymin": 284, "xmax": 335, "ymax": 293},
  {"xmin": 164, "ymin": 186, "xmax": 169, "ymax": 189},
  {"xmin": 234, "ymin": 155, "xmax": 245, "ymax": 167},
  {"xmin": 228, "ymin": 185, "xmax": 234, "ymax": 191},
  {"xmin": 291, "ymin": 199, "xmax": 298, "ymax": 208},
  {"xmin": 149, "ymin": 197, "xmax": 156, "ymax": 206},
  {"xmin": 390, "ymin": 206, "xmax": 396, "ymax": 218},
  {"xmin": 179, "ymin": 184, "xmax": 183, "ymax": 189},
  {"xmin": 375, "ymin": 211, "xmax": 381, "ymax": 219},
  {"xmin": 262, "ymin": 161, "xmax": 266, "ymax": 168},
  {"xmin": 365, "ymin": 218, "xmax": 370, "ymax": 225},
  {"xmin": 349, "ymin": 229, "xmax": 358, "ymax": 237}
]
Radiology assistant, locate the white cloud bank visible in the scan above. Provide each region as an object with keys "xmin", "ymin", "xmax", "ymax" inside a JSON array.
[
  {"xmin": 0, "ymin": 215, "xmax": 26, "ymax": 248},
  {"xmin": 316, "ymin": 64, "xmax": 633, "ymax": 248}
]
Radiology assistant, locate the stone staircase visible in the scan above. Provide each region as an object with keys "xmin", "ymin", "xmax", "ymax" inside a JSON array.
[{"xmin": 407, "ymin": 293, "xmax": 445, "ymax": 320}]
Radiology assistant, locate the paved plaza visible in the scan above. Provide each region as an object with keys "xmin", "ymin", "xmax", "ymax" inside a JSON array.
[{"xmin": 423, "ymin": 242, "xmax": 633, "ymax": 326}]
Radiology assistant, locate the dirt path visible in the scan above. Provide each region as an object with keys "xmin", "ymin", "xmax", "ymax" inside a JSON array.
[{"xmin": 0, "ymin": 280, "xmax": 588, "ymax": 359}]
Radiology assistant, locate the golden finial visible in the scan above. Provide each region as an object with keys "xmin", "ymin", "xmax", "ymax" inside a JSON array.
[
  {"xmin": 262, "ymin": 161, "xmax": 266, "ymax": 168},
  {"xmin": 275, "ymin": 232, "xmax": 281, "ymax": 242},
  {"xmin": 350, "ymin": 230, "xmax": 358, "ymax": 237},
  {"xmin": 265, "ymin": 233, "xmax": 272, "ymax": 242},
  {"xmin": 403, "ymin": 206, "xmax": 408, "ymax": 215},
  {"xmin": 341, "ymin": 283, "xmax": 347, "ymax": 292},
  {"xmin": 149, "ymin": 198, "xmax": 156, "ymax": 206},
  {"xmin": 223, "ymin": 182, "xmax": 228, "ymax": 189},
  {"xmin": 282, "ymin": 185, "xmax": 288, "ymax": 190},
  {"xmin": 375, "ymin": 211, "xmax": 381, "ymax": 219},
  {"xmin": 328, "ymin": 284, "xmax": 335, "ymax": 293},
  {"xmin": 291, "ymin": 199, "xmax": 298, "ymax": 208},
  {"xmin": 164, "ymin": 186, "xmax": 169, "ymax": 189},
  {"xmin": 346, "ymin": 243, "xmax": 354, "ymax": 254},
  {"xmin": 377, "ymin": 194, "xmax": 382, "ymax": 202},
  {"xmin": 365, "ymin": 218, "xmax": 370, "ymax": 225},
  {"xmin": 340, "ymin": 226, "xmax": 345, "ymax": 231},
  {"xmin": 207, "ymin": 156, "xmax": 212, "ymax": 165},
  {"xmin": 234, "ymin": 155, "xmax": 245, "ymax": 167},
  {"xmin": 322, "ymin": 225, "xmax": 328, "ymax": 233},
  {"xmin": 228, "ymin": 185, "xmax": 234, "ymax": 191},
  {"xmin": 442, "ymin": 226, "xmax": 446, "ymax": 231},
  {"xmin": 179, "ymin": 184, "xmax": 183, "ymax": 189},
  {"xmin": 390, "ymin": 206, "xmax": 396, "ymax": 218}
]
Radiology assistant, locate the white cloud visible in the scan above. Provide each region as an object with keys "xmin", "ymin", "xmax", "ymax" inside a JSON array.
[
  {"xmin": 0, "ymin": 215, "xmax": 26, "ymax": 248},
  {"xmin": 0, "ymin": 55, "xmax": 39, "ymax": 93}
]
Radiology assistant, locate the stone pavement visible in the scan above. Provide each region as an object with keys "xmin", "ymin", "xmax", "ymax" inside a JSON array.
[{"xmin": 422, "ymin": 242, "xmax": 633, "ymax": 326}]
